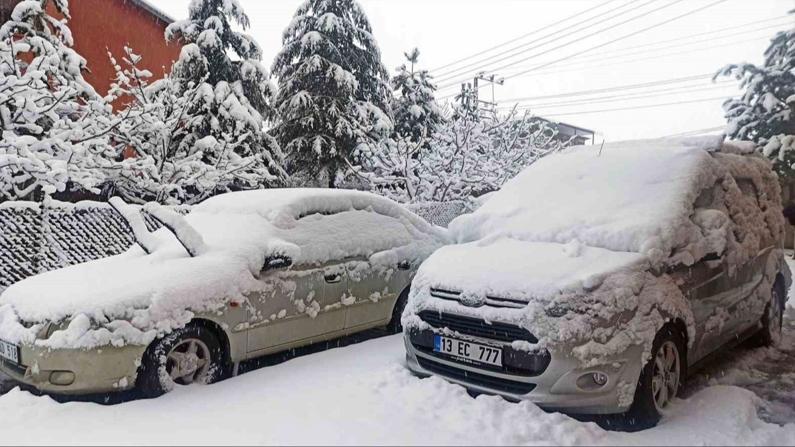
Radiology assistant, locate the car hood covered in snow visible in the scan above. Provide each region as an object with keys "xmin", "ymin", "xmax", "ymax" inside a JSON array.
[
  {"xmin": 0, "ymin": 189, "xmax": 448, "ymax": 348},
  {"xmin": 415, "ymin": 238, "xmax": 648, "ymax": 304}
]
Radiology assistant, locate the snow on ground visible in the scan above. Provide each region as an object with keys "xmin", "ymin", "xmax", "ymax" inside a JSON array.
[{"xmin": 0, "ymin": 321, "xmax": 794, "ymax": 445}]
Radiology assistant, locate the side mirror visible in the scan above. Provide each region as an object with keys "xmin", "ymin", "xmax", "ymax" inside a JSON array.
[{"xmin": 263, "ymin": 254, "xmax": 293, "ymax": 272}]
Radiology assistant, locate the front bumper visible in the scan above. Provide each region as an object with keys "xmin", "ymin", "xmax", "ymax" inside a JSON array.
[
  {"xmin": 0, "ymin": 342, "xmax": 147, "ymax": 395},
  {"xmin": 404, "ymin": 330, "xmax": 644, "ymax": 415}
]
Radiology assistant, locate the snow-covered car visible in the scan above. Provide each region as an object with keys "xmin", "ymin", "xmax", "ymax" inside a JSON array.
[
  {"xmin": 0, "ymin": 189, "xmax": 448, "ymax": 396},
  {"xmin": 402, "ymin": 136, "xmax": 791, "ymax": 428}
]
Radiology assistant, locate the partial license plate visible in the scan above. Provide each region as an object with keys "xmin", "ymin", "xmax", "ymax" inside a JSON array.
[
  {"xmin": 0, "ymin": 340, "xmax": 19, "ymax": 364},
  {"xmin": 434, "ymin": 335, "xmax": 502, "ymax": 367}
]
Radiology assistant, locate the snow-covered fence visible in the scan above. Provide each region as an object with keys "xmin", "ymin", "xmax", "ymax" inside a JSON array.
[
  {"xmin": 0, "ymin": 201, "xmax": 137, "ymax": 291},
  {"xmin": 406, "ymin": 201, "xmax": 471, "ymax": 228},
  {"xmin": 0, "ymin": 199, "xmax": 470, "ymax": 292}
]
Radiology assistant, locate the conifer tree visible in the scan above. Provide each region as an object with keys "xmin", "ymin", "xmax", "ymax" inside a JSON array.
[
  {"xmin": 717, "ymin": 11, "xmax": 795, "ymax": 176},
  {"xmin": 391, "ymin": 48, "xmax": 444, "ymax": 146},
  {"xmin": 164, "ymin": 0, "xmax": 285, "ymax": 190},
  {"xmin": 271, "ymin": 0, "xmax": 392, "ymax": 187}
]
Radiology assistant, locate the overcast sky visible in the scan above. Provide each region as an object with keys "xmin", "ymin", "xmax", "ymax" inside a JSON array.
[{"xmin": 150, "ymin": 0, "xmax": 793, "ymax": 141}]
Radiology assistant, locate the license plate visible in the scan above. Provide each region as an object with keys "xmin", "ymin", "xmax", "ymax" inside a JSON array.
[
  {"xmin": 0, "ymin": 340, "xmax": 19, "ymax": 364},
  {"xmin": 434, "ymin": 335, "xmax": 502, "ymax": 367}
]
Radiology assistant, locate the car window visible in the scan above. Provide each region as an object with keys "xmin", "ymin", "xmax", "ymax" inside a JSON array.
[{"xmin": 287, "ymin": 209, "xmax": 416, "ymax": 263}]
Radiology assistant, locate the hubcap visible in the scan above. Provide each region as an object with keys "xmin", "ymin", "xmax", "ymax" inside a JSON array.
[
  {"xmin": 651, "ymin": 340, "xmax": 681, "ymax": 412},
  {"xmin": 165, "ymin": 339, "xmax": 211, "ymax": 386}
]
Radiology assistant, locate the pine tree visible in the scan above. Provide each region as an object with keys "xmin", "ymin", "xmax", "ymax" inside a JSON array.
[
  {"xmin": 716, "ymin": 10, "xmax": 795, "ymax": 177},
  {"xmin": 391, "ymin": 48, "xmax": 444, "ymax": 146},
  {"xmin": 271, "ymin": 0, "xmax": 393, "ymax": 187},
  {"xmin": 0, "ymin": 0, "xmax": 115, "ymax": 202},
  {"xmin": 164, "ymin": 0, "xmax": 286, "ymax": 191}
]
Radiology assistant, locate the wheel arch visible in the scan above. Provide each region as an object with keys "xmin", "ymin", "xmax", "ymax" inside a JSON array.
[{"xmin": 189, "ymin": 318, "xmax": 233, "ymax": 366}]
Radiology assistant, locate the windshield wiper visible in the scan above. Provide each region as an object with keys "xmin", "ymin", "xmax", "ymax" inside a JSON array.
[
  {"xmin": 143, "ymin": 203, "xmax": 206, "ymax": 258},
  {"xmin": 109, "ymin": 197, "xmax": 159, "ymax": 255}
]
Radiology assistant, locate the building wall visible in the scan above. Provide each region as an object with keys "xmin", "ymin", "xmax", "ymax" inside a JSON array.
[{"xmin": 1, "ymin": 0, "xmax": 181, "ymax": 99}]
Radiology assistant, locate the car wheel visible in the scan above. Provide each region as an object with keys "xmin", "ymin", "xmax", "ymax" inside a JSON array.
[
  {"xmin": 137, "ymin": 325, "xmax": 224, "ymax": 397},
  {"xmin": 756, "ymin": 280, "xmax": 785, "ymax": 347},
  {"xmin": 386, "ymin": 288, "xmax": 410, "ymax": 334},
  {"xmin": 624, "ymin": 325, "xmax": 686, "ymax": 430}
]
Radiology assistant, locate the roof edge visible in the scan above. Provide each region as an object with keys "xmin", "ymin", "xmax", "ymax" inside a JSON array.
[{"xmin": 128, "ymin": 0, "xmax": 175, "ymax": 24}]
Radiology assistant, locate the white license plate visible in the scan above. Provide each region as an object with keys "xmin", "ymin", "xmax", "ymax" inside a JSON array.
[
  {"xmin": 434, "ymin": 335, "xmax": 502, "ymax": 367},
  {"xmin": 0, "ymin": 340, "xmax": 19, "ymax": 364}
]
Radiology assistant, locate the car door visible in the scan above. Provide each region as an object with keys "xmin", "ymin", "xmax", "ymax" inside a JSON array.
[
  {"xmin": 244, "ymin": 262, "xmax": 348, "ymax": 356},
  {"xmin": 344, "ymin": 257, "xmax": 413, "ymax": 331}
]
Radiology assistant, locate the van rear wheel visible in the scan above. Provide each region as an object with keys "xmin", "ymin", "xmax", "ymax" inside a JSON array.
[
  {"xmin": 387, "ymin": 288, "xmax": 410, "ymax": 334},
  {"xmin": 624, "ymin": 325, "xmax": 686, "ymax": 430}
]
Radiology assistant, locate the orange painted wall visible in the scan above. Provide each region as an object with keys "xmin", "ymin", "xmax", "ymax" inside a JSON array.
[{"xmin": 49, "ymin": 0, "xmax": 182, "ymax": 98}]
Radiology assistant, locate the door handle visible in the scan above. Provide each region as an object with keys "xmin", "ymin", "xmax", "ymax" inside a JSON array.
[{"xmin": 324, "ymin": 273, "xmax": 342, "ymax": 284}]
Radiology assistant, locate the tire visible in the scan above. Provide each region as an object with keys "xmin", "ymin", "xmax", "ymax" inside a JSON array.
[
  {"xmin": 137, "ymin": 325, "xmax": 224, "ymax": 398},
  {"xmin": 755, "ymin": 280, "xmax": 785, "ymax": 347},
  {"xmin": 386, "ymin": 288, "xmax": 410, "ymax": 334},
  {"xmin": 624, "ymin": 325, "xmax": 686, "ymax": 430}
]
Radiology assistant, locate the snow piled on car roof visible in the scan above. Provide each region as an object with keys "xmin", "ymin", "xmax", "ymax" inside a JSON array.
[
  {"xmin": 0, "ymin": 189, "xmax": 447, "ymax": 349},
  {"xmin": 451, "ymin": 136, "xmax": 726, "ymax": 266}
]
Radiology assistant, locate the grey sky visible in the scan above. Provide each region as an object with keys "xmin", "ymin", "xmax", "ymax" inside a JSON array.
[{"xmin": 150, "ymin": 0, "xmax": 793, "ymax": 141}]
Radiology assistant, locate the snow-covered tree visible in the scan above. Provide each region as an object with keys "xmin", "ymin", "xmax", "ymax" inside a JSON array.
[
  {"xmin": 163, "ymin": 0, "xmax": 286, "ymax": 191},
  {"xmin": 0, "ymin": 0, "xmax": 115, "ymax": 202},
  {"xmin": 271, "ymin": 0, "xmax": 393, "ymax": 187},
  {"xmin": 716, "ymin": 11, "xmax": 795, "ymax": 177},
  {"xmin": 356, "ymin": 106, "xmax": 565, "ymax": 203},
  {"xmin": 391, "ymin": 48, "xmax": 444, "ymax": 146},
  {"xmin": 101, "ymin": 48, "xmax": 279, "ymax": 205}
]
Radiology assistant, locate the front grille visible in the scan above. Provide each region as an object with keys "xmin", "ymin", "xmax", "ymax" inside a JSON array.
[
  {"xmin": 418, "ymin": 310, "xmax": 537, "ymax": 343},
  {"xmin": 430, "ymin": 288, "xmax": 527, "ymax": 309},
  {"xmin": 417, "ymin": 356, "xmax": 537, "ymax": 395}
]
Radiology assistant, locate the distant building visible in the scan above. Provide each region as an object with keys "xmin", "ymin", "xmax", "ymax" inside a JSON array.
[
  {"xmin": 1, "ymin": 0, "xmax": 181, "ymax": 99},
  {"xmin": 535, "ymin": 118, "xmax": 595, "ymax": 146}
]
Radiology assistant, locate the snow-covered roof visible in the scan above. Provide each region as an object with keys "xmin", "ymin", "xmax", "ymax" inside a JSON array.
[{"xmin": 129, "ymin": 0, "xmax": 174, "ymax": 24}]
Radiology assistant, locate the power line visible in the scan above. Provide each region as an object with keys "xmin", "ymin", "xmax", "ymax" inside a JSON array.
[
  {"xmin": 537, "ymin": 96, "xmax": 730, "ymax": 117},
  {"xmin": 495, "ymin": 35, "xmax": 772, "ymax": 79},
  {"xmin": 497, "ymin": 0, "xmax": 731, "ymax": 87},
  {"xmin": 498, "ymin": 34, "xmax": 773, "ymax": 76},
  {"xmin": 499, "ymin": 73, "xmax": 715, "ymax": 103},
  {"xmin": 662, "ymin": 126, "xmax": 727, "ymax": 138},
  {"xmin": 433, "ymin": 0, "xmax": 644, "ymax": 81},
  {"xmin": 503, "ymin": 82, "xmax": 736, "ymax": 110},
  {"xmin": 428, "ymin": 0, "xmax": 621, "ymax": 73},
  {"xmin": 437, "ymin": 0, "xmax": 689, "ymax": 93}
]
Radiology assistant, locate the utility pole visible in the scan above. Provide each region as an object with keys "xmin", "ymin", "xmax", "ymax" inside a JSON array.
[{"xmin": 474, "ymin": 71, "xmax": 505, "ymax": 115}]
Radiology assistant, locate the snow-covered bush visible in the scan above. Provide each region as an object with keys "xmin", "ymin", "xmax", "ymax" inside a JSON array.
[
  {"xmin": 0, "ymin": 0, "xmax": 115, "ymax": 202},
  {"xmin": 356, "ymin": 105, "xmax": 565, "ymax": 203},
  {"xmin": 102, "ymin": 47, "xmax": 281, "ymax": 205},
  {"xmin": 159, "ymin": 0, "xmax": 286, "ymax": 198},
  {"xmin": 716, "ymin": 10, "xmax": 795, "ymax": 177},
  {"xmin": 271, "ymin": 0, "xmax": 393, "ymax": 187}
]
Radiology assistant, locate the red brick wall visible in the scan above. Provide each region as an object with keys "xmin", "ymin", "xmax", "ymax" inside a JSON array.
[
  {"xmin": 2, "ymin": 0, "xmax": 181, "ymax": 99},
  {"xmin": 50, "ymin": 0, "xmax": 182, "ymax": 98}
]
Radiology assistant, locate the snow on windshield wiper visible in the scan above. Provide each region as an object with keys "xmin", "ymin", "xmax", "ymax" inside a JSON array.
[
  {"xmin": 143, "ymin": 203, "xmax": 207, "ymax": 258},
  {"xmin": 108, "ymin": 197, "xmax": 159, "ymax": 254}
]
